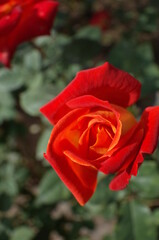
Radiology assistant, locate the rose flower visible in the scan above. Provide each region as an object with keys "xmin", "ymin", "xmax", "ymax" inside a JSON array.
[
  {"xmin": 89, "ymin": 10, "xmax": 111, "ymax": 31},
  {"xmin": 40, "ymin": 62, "xmax": 159, "ymax": 206},
  {"xmin": 0, "ymin": 0, "xmax": 59, "ymax": 67}
]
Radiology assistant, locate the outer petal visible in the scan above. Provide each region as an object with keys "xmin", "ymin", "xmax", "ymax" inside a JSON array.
[
  {"xmin": 44, "ymin": 107, "xmax": 97, "ymax": 205},
  {"xmin": 140, "ymin": 106, "xmax": 159, "ymax": 154},
  {"xmin": 40, "ymin": 62, "xmax": 141, "ymax": 124},
  {"xmin": 98, "ymin": 126, "xmax": 143, "ymax": 172},
  {"xmin": 44, "ymin": 152, "xmax": 97, "ymax": 206},
  {"xmin": 127, "ymin": 106, "xmax": 159, "ymax": 178},
  {"xmin": 109, "ymin": 171, "xmax": 131, "ymax": 190},
  {"xmin": 108, "ymin": 129, "xmax": 143, "ymax": 190},
  {"xmin": 108, "ymin": 106, "xmax": 159, "ymax": 191},
  {"xmin": 99, "ymin": 143, "xmax": 138, "ymax": 174},
  {"xmin": 44, "ymin": 128, "xmax": 97, "ymax": 205}
]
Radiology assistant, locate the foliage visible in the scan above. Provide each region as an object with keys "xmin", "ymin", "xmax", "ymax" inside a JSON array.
[{"xmin": 0, "ymin": 1, "xmax": 159, "ymax": 239}]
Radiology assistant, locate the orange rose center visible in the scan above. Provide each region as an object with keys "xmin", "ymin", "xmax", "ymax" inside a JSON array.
[
  {"xmin": 53, "ymin": 105, "xmax": 137, "ymax": 163},
  {"xmin": 76, "ymin": 110, "xmax": 121, "ymax": 159},
  {"xmin": 53, "ymin": 104, "xmax": 138, "ymax": 163}
]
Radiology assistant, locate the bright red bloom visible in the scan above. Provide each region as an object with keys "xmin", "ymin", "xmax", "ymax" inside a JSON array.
[
  {"xmin": 40, "ymin": 62, "xmax": 159, "ymax": 206},
  {"xmin": 89, "ymin": 10, "xmax": 111, "ymax": 31},
  {"xmin": 0, "ymin": 0, "xmax": 59, "ymax": 67}
]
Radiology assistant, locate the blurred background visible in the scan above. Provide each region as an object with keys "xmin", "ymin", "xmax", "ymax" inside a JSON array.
[{"xmin": 0, "ymin": 0, "xmax": 159, "ymax": 239}]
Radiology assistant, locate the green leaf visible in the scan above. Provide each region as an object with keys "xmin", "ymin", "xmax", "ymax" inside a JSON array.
[
  {"xmin": 75, "ymin": 26, "xmax": 102, "ymax": 41},
  {"xmin": 36, "ymin": 128, "xmax": 52, "ymax": 160},
  {"xmin": 0, "ymin": 67, "xmax": 25, "ymax": 91},
  {"xmin": 20, "ymin": 84, "xmax": 57, "ymax": 116},
  {"xmin": 62, "ymin": 38, "xmax": 101, "ymax": 65},
  {"xmin": 0, "ymin": 160, "xmax": 27, "ymax": 197},
  {"xmin": 84, "ymin": 175, "xmax": 121, "ymax": 219},
  {"xmin": 0, "ymin": 194, "xmax": 12, "ymax": 212},
  {"xmin": 108, "ymin": 40, "xmax": 159, "ymax": 95},
  {"xmin": 116, "ymin": 200, "xmax": 157, "ymax": 240},
  {"xmin": 136, "ymin": 7, "xmax": 158, "ymax": 32},
  {"xmin": 11, "ymin": 227, "xmax": 35, "ymax": 240},
  {"xmin": 0, "ymin": 92, "xmax": 15, "ymax": 123},
  {"xmin": 23, "ymin": 50, "xmax": 42, "ymax": 71},
  {"xmin": 0, "ymin": 222, "xmax": 11, "ymax": 240},
  {"xmin": 103, "ymin": 233, "xmax": 117, "ymax": 240},
  {"xmin": 36, "ymin": 170, "xmax": 70, "ymax": 206},
  {"xmin": 131, "ymin": 161, "xmax": 159, "ymax": 199},
  {"xmin": 153, "ymin": 210, "xmax": 159, "ymax": 226}
]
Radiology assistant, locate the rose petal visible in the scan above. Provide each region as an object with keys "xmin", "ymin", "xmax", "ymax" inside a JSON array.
[
  {"xmin": 90, "ymin": 10, "xmax": 111, "ymax": 31},
  {"xmin": 67, "ymin": 95, "xmax": 122, "ymax": 151},
  {"xmin": 44, "ymin": 152, "xmax": 97, "ymax": 206},
  {"xmin": 67, "ymin": 95, "xmax": 112, "ymax": 109},
  {"xmin": 44, "ymin": 106, "xmax": 98, "ymax": 205},
  {"xmin": 99, "ymin": 126, "xmax": 144, "ymax": 190},
  {"xmin": 109, "ymin": 170, "xmax": 131, "ymax": 190},
  {"xmin": 51, "ymin": 108, "xmax": 89, "ymax": 156},
  {"xmin": 64, "ymin": 150, "xmax": 95, "ymax": 167},
  {"xmin": 0, "ymin": 1, "xmax": 59, "ymax": 67},
  {"xmin": 112, "ymin": 104, "xmax": 137, "ymax": 135},
  {"xmin": 40, "ymin": 62, "xmax": 141, "ymax": 124},
  {"xmin": 10, "ymin": 1, "xmax": 58, "ymax": 44},
  {"xmin": 128, "ymin": 153, "xmax": 144, "ymax": 176},
  {"xmin": 122, "ymin": 106, "xmax": 159, "ymax": 181},
  {"xmin": 99, "ymin": 143, "xmax": 138, "ymax": 174},
  {"xmin": 140, "ymin": 106, "xmax": 159, "ymax": 154},
  {"xmin": 0, "ymin": 6, "xmax": 22, "ymax": 34}
]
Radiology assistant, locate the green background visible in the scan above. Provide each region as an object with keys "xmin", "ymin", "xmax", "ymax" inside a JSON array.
[{"xmin": 0, "ymin": 0, "xmax": 159, "ymax": 239}]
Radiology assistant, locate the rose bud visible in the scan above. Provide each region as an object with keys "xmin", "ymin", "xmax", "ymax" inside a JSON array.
[
  {"xmin": 40, "ymin": 62, "xmax": 159, "ymax": 206},
  {"xmin": 89, "ymin": 10, "xmax": 111, "ymax": 31},
  {"xmin": 0, "ymin": 0, "xmax": 59, "ymax": 67}
]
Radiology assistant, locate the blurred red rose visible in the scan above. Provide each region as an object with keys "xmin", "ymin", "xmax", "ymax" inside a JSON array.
[
  {"xmin": 40, "ymin": 62, "xmax": 159, "ymax": 206},
  {"xmin": 0, "ymin": 0, "xmax": 59, "ymax": 67},
  {"xmin": 89, "ymin": 10, "xmax": 111, "ymax": 31}
]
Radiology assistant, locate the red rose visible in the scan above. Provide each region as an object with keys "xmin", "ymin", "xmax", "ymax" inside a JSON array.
[
  {"xmin": 0, "ymin": 0, "xmax": 59, "ymax": 67},
  {"xmin": 40, "ymin": 62, "xmax": 159, "ymax": 206},
  {"xmin": 89, "ymin": 10, "xmax": 111, "ymax": 31}
]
